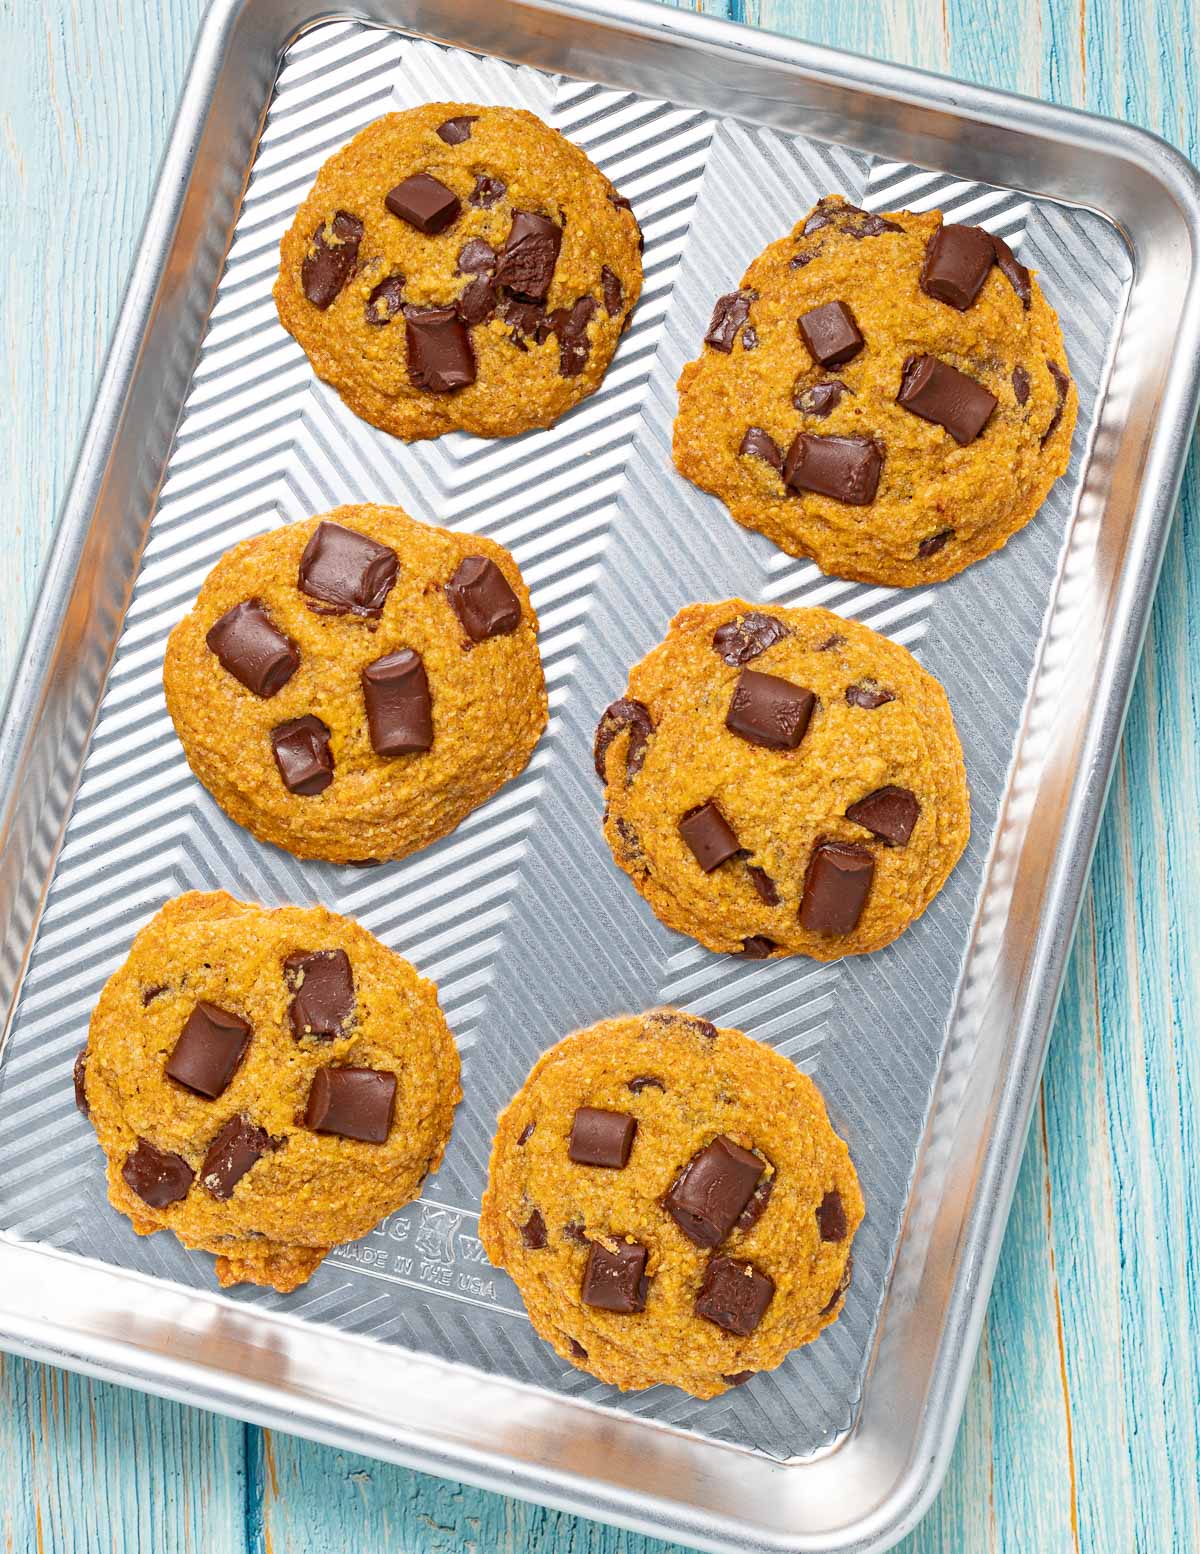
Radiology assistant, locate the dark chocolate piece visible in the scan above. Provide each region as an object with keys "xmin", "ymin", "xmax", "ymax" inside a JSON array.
[
  {"xmin": 445, "ymin": 555, "xmax": 521, "ymax": 642},
  {"xmin": 568, "ymin": 1107, "xmax": 637, "ymax": 1169},
  {"xmin": 817, "ymin": 633, "xmax": 845, "ymax": 651},
  {"xmin": 820, "ymin": 1253, "xmax": 853, "ymax": 1315},
  {"xmin": 1012, "ymin": 364, "xmax": 1031, "ymax": 405},
  {"xmin": 608, "ymin": 190, "xmax": 644, "ymax": 253},
  {"xmin": 920, "ymin": 222, "xmax": 995, "ymax": 310},
  {"xmin": 457, "ymin": 238, "xmax": 496, "ymax": 274},
  {"xmin": 897, "ymin": 354, "xmax": 997, "ymax": 446},
  {"xmin": 1042, "ymin": 361, "xmax": 1071, "ymax": 445},
  {"xmin": 800, "ymin": 841, "xmax": 875, "ymax": 935},
  {"xmin": 594, "ymin": 698, "xmax": 653, "ymax": 781},
  {"xmin": 544, "ymin": 296, "xmax": 597, "ymax": 376},
  {"xmin": 494, "ymin": 210, "xmax": 561, "ymax": 300},
  {"xmin": 500, "ymin": 296, "xmax": 544, "ymax": 348},
  {"xmin": 436, "ymin": 115, "xmax": 478, "ymax": 145},
  {"xmin": 845, "ymin": 785, "xmax": 920, "ymax": 846},
  {"xmin": 738, "ymin": 427, "xmax": 782, "ymax": 470},
  {"xmin": 206, "ymin": 600, "xmax": 299, "ymax": 699},
  {"xmin": 704, "ymin": 290, "xmax": 755, "ymax": 352},
  {"xmin": 73, "ymin": 1049, "xmax": 89, "ymax": 1118},
  {"xmin": 783, "ymin": 433, "xmax": 882, "ymax": 506},
  {"xmin": 737, "ymin": 1172, "xmax": 774, "ymax": 1231},
  {"xmin": 567, "ymin": 1338, "xmax": 588, "ymax": 1360},
  {"xmin": 738, "ymin": 936, "xmax": 776, "ymax": 959},
  {"xmin": 469, "ymin": 173, "xmax": 506, "ymax": 208},
  {"xmin": 522, "ymin": 1208, "xmax": 548, "ymax": 1249},
  {"xmin": 746, "ymin": 864, "xmax": 779, "ymax": 906},
  {"xmin": 304, "ymin": 1066, "xmax": 397, "ymax": 1143},
  {"xmin": 362, "ymin": 649, "xmax": 433, "ymax": 757},
  {"xmin": 580, "ymin": 1238, "xmax": 648, "ymax": 1313},
  {"xmin": 271, "ymin": 716, "xmax": 334, "ymax": 796},
  {"xmin": 991, "ymin": 232, "xmax": 1031, "ymax": 307},
  {"xmin": 298, "ymin": 522, "xmax": 399, "ymax": 617},
  {"xmin": 123, "ymin": 1139, "xmax": 194, "ymax": 1208},
  {"xmin": 165, "ymin": 1001, "xmax": 252, "ymax": 1099},
  {"xmin": 723, "ymin": 1371, "xmax": 755, "ymax": 1386},
  {"xmin": 918, "ymin": 529, "xmax": 954, "ymax": 559},
  {"xmin": 517, "ymin": 1121, "xmax": 535, "ymax": 1146},
  {"xmin": 695, "ymin": 1255, "xmax": 775, "ymax": 1336},
  {"xmin": 802, "ymin": 197, "xmax": 902, "ymax": 239},
  {"xmin": 726, "ymin": 668, "xmax": 816, "ymax": 750},
  {"xmin": 601, "ymin": 265, "xmax": 623, "ymax": 316},
  {"xmin": 845, "ymin": 681, "xmax": 895, "ymax": 709},
  {"xmin": 405, "ymin": 305, "xmax": 476, "ymax": 392},
  {"xmin": 647, "ymin": 1011, "xmax": 717, "ymax": 1041},
  {"xmin": 365, "ymin": 273, "xmax": 405, "ymax": 326},
  {"xmin": 284, "ymin": 949, "xmax": 355, "ymax": 1040},
  {"xmin": 798, "ymin": 300, "xmax": 864, "ymax": 367},
  {"xmin": 663, "ymin": 1135, "xmax": 764, "ymax": 1248},
  {"xmin": 200, "ymin": 1116, "xmax": 275, "ymax": 1201},
  {"xmin": 563, "ymin": 1220, "xmax": 589, "ymax": 1246},
  {"xmin": 817, "ymin": 1189, "xmax": 848, "ymax": 1241},
  {"xmin": 795, "ymin": 379, "xmax": 851, "ymax": 418},
  {"xmin": 141, "ymin": 985, "xmax": 168, "ymax": 1006},
  {"xmin": 385, "ymin": 173, "xmax": 461, "ymax": 234},
  {"xmin": 301, "ymin": 211, "xmax": 363, "ymax": 309},
  {"xmin": 457, "ymin": 275, "xmax": 496, "ymax": 327},
  {"xmin": 712, "ymin": 612, "xmax": 787, "ymax": 666},
  {"xmin": 627, "ymin": 1075, "xmax": 664, "ymax": 1094},
  {"xmin": 678, "ymin": 802, "xmax": 740, "ymax": 872}
]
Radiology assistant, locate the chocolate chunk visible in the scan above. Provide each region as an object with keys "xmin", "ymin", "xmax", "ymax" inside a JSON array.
[
  {"xmin": 627, "ymin": 1075, "xmax": 664, "ymax": 1094},
  {"xmin": 800, "ymin": 841, "xmax": 875, "ymax": 935},
  {"xmin": 846, "ymin": 785, "xmax": 920, "ymax": 846},
  {"xmin": 803, "ymin": 198, "xmax": 901, "ymax": 240},
  {"xmin": 705, "ymin": 290, "xmax": 755, "ymax": 352},
  {"xmin": 738, "ymin": 428, "xmax": 782, "ymax": 470},
  {"xmin": 712, "ymin": 612, "xmax": 788, "ymax": 666},
  {"xmin": 817, "ymin": 1189, "xmax": 848, "ymax": 1242},
  {"xmin": 436, "ymin": 115, "xmax": 478, "ymax": 145},
  {"xmin": 494, "ymin": 210, "xmax": 561, "ymax": 300},
  {"xmin": 991, "ymin": 232, "xmax": 1031, "ymax": 308},
  {"xmin": 365, "ymin": 273, "xmax": 405, "ymax": 325},
  {"xmin": 271, "ymin": 715, "xmax": 334, "ymax": 796},
  {"xmin": 663, "ymin": 1135, "xmax": 764, "ymax": 1247},
  {"xmin": 798, "ymin": 300, "xmax": 864, "ymax": 367},
  {"xmin": 304, "ymin": 1066, "xmax": 397, "ymax": 1143},
  {"xmin": 457, "ymin": 238, "xmax": 496, "ymax": 274},
  {"xmin": 581, "ymin": 1238, "xmax": 648, "ymax": 1313},
  {"xmin": 746, "ymin": 864, "xmax": 779, "ymax": 906},
  {"xmin": 608, "ymin": 191, "xmax": 644, "ymax": 252},
  {"xmin": 594, "ymin": 698, "xmax": 653, "ymax": 781},
  {"xmin": 695, "ymin": 1256, "xmax": 775, "ymax": 1336},
  {"xmin": 384, "ymin": 173, "xmax": 461, "ymax": 234},
  {"xmin": 206, "ymin": 600, "xmax": 299, "ymax": 698},
  {"xmin": 298, "ymin": 522, "xmax": 399, "ymax": 617},
  {"xmin": 790, "ymin": 248, "xmax": 819, "ymax": 268},
  {"xmin": 817, "ymin": 634, "xmax": 845, "ymax": 651},
  {"xmin": 122, "ymin": 1139, "xmax": 194, "ymax": 1208},
  {"xmin": 920, "ymin": 223, "xmax": 995, "ymax": 309},
  {"xmin": 897, "ymin": 354, "xmax": 997, "ymax": 445},
  {"xmin": 200, "ymin": 1116, "xmax": 275, "ymax": 1201},
  {"xmin": 783, "ymin": 434, "xmax": 882, "ymax": 506},
  {"xmin": 795, "ymin": 379, "xmax": 851, "ymax": 418},
  {"xmin": 544, "ymin": 296, "xmax": 597, "ymax": 376},
  {"xmin": 1042, "ymin": 361, "xmax": 1071, "ymax": 445},
  {"xmin": 679, "ymin": 802, "xmax": 740, "ymax": 872},
  {"xmin": 73, "ymin": 1049, "xmax": 89, "ymax": 1118},
  {"xmin": 517, "ymin": 1121, "xmax": 535, "ymax": 1146},
  {"xmin": 724, "ymin": 1371, "xmax": 755, "ymax": 1386},
  {"xmin": 647, "ymin": 1011, "xmax": 717, "ymax": 1041},
  {"xmin": 601, "ymin": 265, "xmax": 623, "ymax": 316},
  {"xmin": 284, "ymin": 949, "xmax": 355, "ymax": 1040},
  {"xmin": 726, "ymin": 668, "xmax": 815, "ymax": 750},
  {"xmin": 301, "ymin": 211, "xmax": 363, "ymax": 309},
  {"xmin": 445, "ymin": 555, "xmax": 521, "ymax": 642},
  {"xmin": 522, "ymin": 1208, "xmax": 548, "ymax": 1249},
  {"xmin": 567, "ymin": 1337, "xmax": 588, "ymax": 1360},
  {"xmin": 362, "ymin": 649, "xmax": 433, "ymax": 756},
  {"xmin": 142, "ymin": 984, "xmax": 168, "ymax": 1006},
  {"xmin": 469, "ymin": 173, "xmax": 506, "ymax": 209},
  {"xmin": 457, "ymin": 275, "xmax": 496, "ymax": 327},
  {"xmin": 737, "ymin": 1172, "xmax": 774, "ymax": 1230},
  {"xmin": 500, "ymin": 296, "xmax": 544, "ymax": 348},
  {"xmin": 738, "ymin": 936, "xmax": 776, "ymax": 959},
  {"xmin": 820, "ymin": 1253, "xmax": 853, "ymax": 1315},
  {"xmin": 1012, "ymin": 364, "xmax": 1031, "ymax": 405},
  {"xmin": 563, "ymin": 1220, "xmax": 589, "ymax": 1246},
  {"xmin": 569, "ymin": 1107, "xmax": 637, "ymax": 1169},
  {"xmin": 846, "ymin": 681, "xmax": 894, "ymax": 709},
  {"xmin": 165, "ymin": 1001, "xmax": 252, "ymax": 1099},
  {"xmin": 918, "ymin": 529, "xmax": 954, "ymax": 559},
  {"xmin": 405, "ymin": 305, "xmax": 476, "ymax": 392}
]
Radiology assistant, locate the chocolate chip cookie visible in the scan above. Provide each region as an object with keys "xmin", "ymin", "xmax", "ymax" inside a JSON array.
[
  {"xmin": 479, "ymin": 1009, "xmax": 863, "ymax": 1397},
  {"xmin": 76, "ymin": 891, "xmax": 461, "ymax": 1292},
  {"xmin": 674, "ymin": 196, "xmax": 1076, "ymax": 586},
  {"xmin": 595, "ymin": 600, "xmax": 969, "ymax": 959},
  {"xmin": 164, "ymin": 503, "xmax": 547, "ymax": 864},
  {"xmin": 274, "ymin": 103, "xmax": 642, "ymax": 440}
]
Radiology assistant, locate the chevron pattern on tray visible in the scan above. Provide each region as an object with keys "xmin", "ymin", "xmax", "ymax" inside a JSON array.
[{"xmin": 0, "ymin": 20, "xmax": 1131, "ymax": 1460}]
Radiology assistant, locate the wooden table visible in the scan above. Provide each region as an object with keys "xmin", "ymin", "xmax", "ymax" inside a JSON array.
[{"xmin": 2, "ymin": 2, "xmax": 1197, "ymax": 1549}]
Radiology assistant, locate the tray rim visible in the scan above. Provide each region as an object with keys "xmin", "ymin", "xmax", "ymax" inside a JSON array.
[{"xmin": 2, "ymin": 1, "xmax": 1200, "ymax": 1550}]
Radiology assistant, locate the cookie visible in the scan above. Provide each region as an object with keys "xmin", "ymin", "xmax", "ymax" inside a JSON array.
[
  {"xmin": 164, "ymin": 503, "xmax": 547, "ymax": 864},
  {"xmin": 274, "ymin": 104, "xmax": 643, "ymax": 440},
  {"xmin": 76, "ymin": 891, "xmax": 461, "ymax": 1293},
  {"xmin": 594, "ymin": 600, "xmax": 969, "ymax": 959},
  {"xmin": 673, "ymin": 195, "xmax": 1076, "ymax": 586},
  {"xmin": 479, "ymin": 1010, "xmax": 863, "ymax": 1397}
]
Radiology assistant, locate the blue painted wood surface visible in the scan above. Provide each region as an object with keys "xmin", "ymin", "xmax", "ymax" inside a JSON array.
[{"xmin": 2, "ymin": 1, "xmax": 1198, "ymax": 1549}]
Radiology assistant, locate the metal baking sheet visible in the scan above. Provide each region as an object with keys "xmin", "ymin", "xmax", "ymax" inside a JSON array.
[{"xmin": 1, "ymin": 3, "xmax": 1198, "ymax": 1551}]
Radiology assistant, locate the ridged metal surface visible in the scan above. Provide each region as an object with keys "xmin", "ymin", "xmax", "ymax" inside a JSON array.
[{"xmin": 0, "ymin": 20, "xmax": 1130, "ymax": 1462}]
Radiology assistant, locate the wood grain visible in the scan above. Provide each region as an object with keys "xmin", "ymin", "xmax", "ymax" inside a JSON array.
[{"xmin": 1, "ymin": 1, "xmax": 1197, "ymax": 1550}]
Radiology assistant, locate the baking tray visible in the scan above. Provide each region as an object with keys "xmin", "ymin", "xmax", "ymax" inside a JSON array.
[{"xmin": 1, "ymin": 1, "xmax": 1199, "ymax": 1549}]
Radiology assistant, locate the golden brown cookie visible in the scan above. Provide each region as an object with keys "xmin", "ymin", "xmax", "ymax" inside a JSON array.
[
  {"xmin": 594, "ymin": 601, "xmax": 969, "ymax": 960},
  {"xmin": 274, "ymin": 104, "xmax": 643, "ymax": 440},
  {"xmin": 164, "ymin": 503, "xmax": 547, "ymax": 864},
  {"xmin": 479, "ymin": 1009, "xmax": 863, "ymax": 1397},
  {"xmin": 75, "ymin": 891, "xmax": 461, "ymax": 1293},
  {"xmin": 673, "ymin": 196, "xmax": 1076, "ymax": 586}
]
